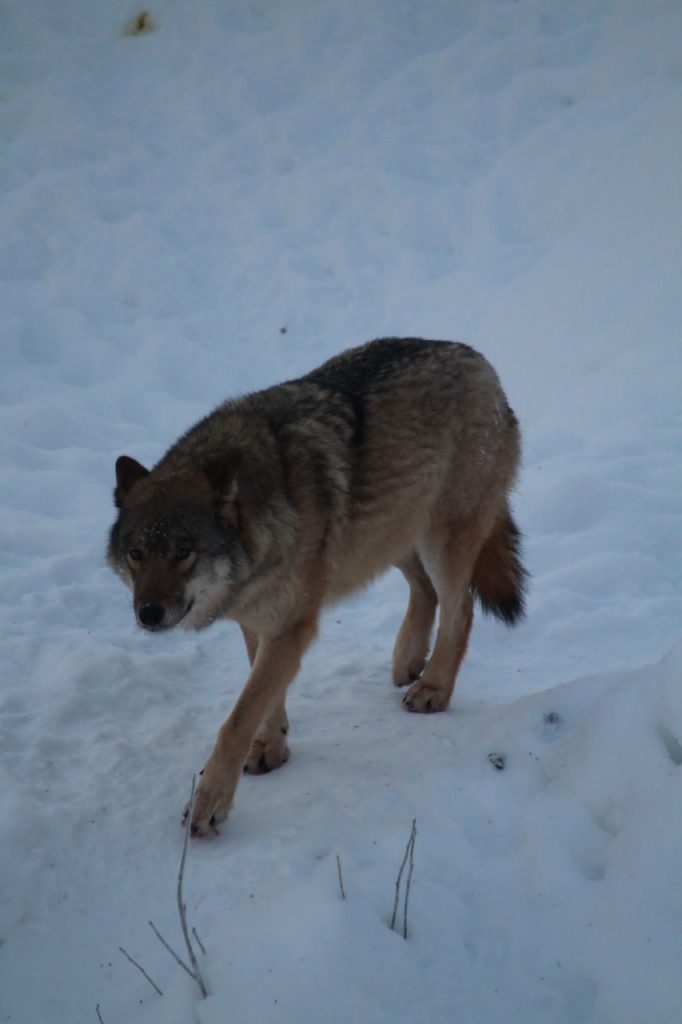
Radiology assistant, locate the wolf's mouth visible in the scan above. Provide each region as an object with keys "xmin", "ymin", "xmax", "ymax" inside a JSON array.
[{"xmin": 173, "ymin": 597, "xmax": 195, "ymax": 628}]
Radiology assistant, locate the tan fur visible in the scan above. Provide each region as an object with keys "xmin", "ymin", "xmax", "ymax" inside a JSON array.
[{"xmin": 107, "ymin": 337, "xmax": 527, "ymax": 835}]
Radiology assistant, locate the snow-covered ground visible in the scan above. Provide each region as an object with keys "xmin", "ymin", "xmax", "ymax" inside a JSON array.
[{"xmin": 2, "ymin": 1, "xmax": 682, "ymax": 1021}]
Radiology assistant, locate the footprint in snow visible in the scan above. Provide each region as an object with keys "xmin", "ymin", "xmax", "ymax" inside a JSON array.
[{"xmin": 541, "ymin": 710, "xmax": 563, "ymax": 739}]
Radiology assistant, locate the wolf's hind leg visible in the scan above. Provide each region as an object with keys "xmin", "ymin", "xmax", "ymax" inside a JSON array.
[
  {"xmin": 392, "ymin": 551, "xmax": 438, "ymax": 686},
  {"xmin": 402, "ymin": 523, "xmax": 481, "ymax": 713}
]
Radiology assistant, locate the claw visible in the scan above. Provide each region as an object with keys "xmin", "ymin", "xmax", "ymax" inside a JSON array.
[{"xmin": 188, "ymin": 819, "xmax": 220, "ymax": 839}]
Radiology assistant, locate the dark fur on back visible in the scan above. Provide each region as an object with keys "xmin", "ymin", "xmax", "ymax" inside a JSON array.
[{"xmin": 304, "ymin": 337, "xmax": 474, "ymax": 391}]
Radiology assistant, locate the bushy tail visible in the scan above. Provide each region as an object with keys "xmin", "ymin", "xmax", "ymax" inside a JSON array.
[{"xmin": 470, "ymin": 507, "xmax": 528, "ymax": 626}]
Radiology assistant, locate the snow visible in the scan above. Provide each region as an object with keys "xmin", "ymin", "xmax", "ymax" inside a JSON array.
[{"xmin": 1, "ymin": 1, "xmax": 682, "ymax": 1021}]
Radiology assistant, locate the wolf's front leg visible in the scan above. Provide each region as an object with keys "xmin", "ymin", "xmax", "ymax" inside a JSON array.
[{"xmin": 186, "ymin": 617, "xmax": 317, "ymax": 836}]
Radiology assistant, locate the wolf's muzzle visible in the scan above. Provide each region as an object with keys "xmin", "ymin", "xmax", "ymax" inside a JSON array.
[{"xmin": 137, "ymin": 598, "xmax": 195, "ymax": 631}]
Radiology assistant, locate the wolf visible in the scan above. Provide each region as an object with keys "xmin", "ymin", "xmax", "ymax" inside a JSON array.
[{"xmin": 108, "ymin": 337, "xmax": 527, "ymax": 835}]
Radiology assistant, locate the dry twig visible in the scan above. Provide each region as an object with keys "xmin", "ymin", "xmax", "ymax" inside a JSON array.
[
  {"xmin": 390, "ymin": 819, "xmax": 417, "ymax": 939},
  {"xmin": 193, "ymin": 927, "xmax": 207, "ymax": 955},
  {"xmin": 403, "ymin": 821, "xmax": 417, "ymax": 939},
  {"xmin": 148, "ymin": 919, "xmax": 195, "ymax": 982},
  {"xmin": 336, "ymin": 854, "xmax": 346, "ymax": 900},
  {"xmin": 118, "ymin": 946, "xmax": 163, "ymax": 996},
  {"xmin": 177, "ymin": 776, "xmax": 209, "ymax": 998},
  {"xmin": 117, "ymin": 776, "xmax": 208, "ymax": 1005}
]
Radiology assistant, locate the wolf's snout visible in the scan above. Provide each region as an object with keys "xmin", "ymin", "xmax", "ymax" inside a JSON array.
[{"xmin": 139, "ymin": 603, "xmax": 165, "ymax": 628}]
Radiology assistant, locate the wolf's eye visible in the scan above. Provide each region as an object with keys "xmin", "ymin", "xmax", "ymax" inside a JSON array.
[
  {"xmin": 128, "ymin": 548, "xmax": 144, "ymax": 562},
  {"xmin": 175, "ymin": 547, "xmax": 192, "ymax": 562}
]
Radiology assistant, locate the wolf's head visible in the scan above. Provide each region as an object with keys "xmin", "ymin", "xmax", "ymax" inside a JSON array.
[{"xmin": 107, "ymin": 453, "xmax": 242, "ymax": 631}]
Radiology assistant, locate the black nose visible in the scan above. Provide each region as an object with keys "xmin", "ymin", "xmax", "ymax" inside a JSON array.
[{"xmin": 139, "ymin": 603, "xmax": 165, "ymax": 628}]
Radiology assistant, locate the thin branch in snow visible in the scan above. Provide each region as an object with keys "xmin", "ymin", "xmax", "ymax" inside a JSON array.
[
  {"xmin": 148, "ymin": 920, "xmax": 196, "ymax": 982},
  {"xmin": 192, "ymin": 927, "xmax": 207, "ymax": 956},
  {"xmin": 390, "ymin": 820, "xmax": 413, "ymax": 930},
  {"xmin": 403, "ymin": 821, "xmax": 417, "ymax": 940},
  {"xmin": 390, "ymin": 819, "xmax": 417, "ymax": 939},
  {"xmin": 177, "ymin": 776, "xmax": 209, "ymax": 999},
  {"xmin": 118, "ymin": 947, "xmax": 163, "ymax": 996},
  {"xmin": 336, "ymin": 854, "xmax": 346, "ymax": 900}
]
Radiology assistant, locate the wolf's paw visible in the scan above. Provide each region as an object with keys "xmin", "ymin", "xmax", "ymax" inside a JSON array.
[
  {"xmin": 402, "ymin": 679, "xmax": 451, "ymax": 713},
  {"xmin": 392, "ymin": 654, "xmax": 427, "ymax": 687},
  {"xmin": 244, "ymin": 730, "xmax": 290, "ymax": 775},
  {"xmin": 392, "ymin": 630, "xmax": 429, "ymax": 688},
  {"xmin": 183, "ymin": 763, "xmax": 234, "ymax": 837}
]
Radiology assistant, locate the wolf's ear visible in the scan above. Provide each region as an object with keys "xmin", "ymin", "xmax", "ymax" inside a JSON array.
[
  {"xmin": 203, "ymin": 450, "xmax": 242, "ymax": 496},
  {"xmin": 114, "ymin": 455, "xmax": 150, "ymax": 506}
]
